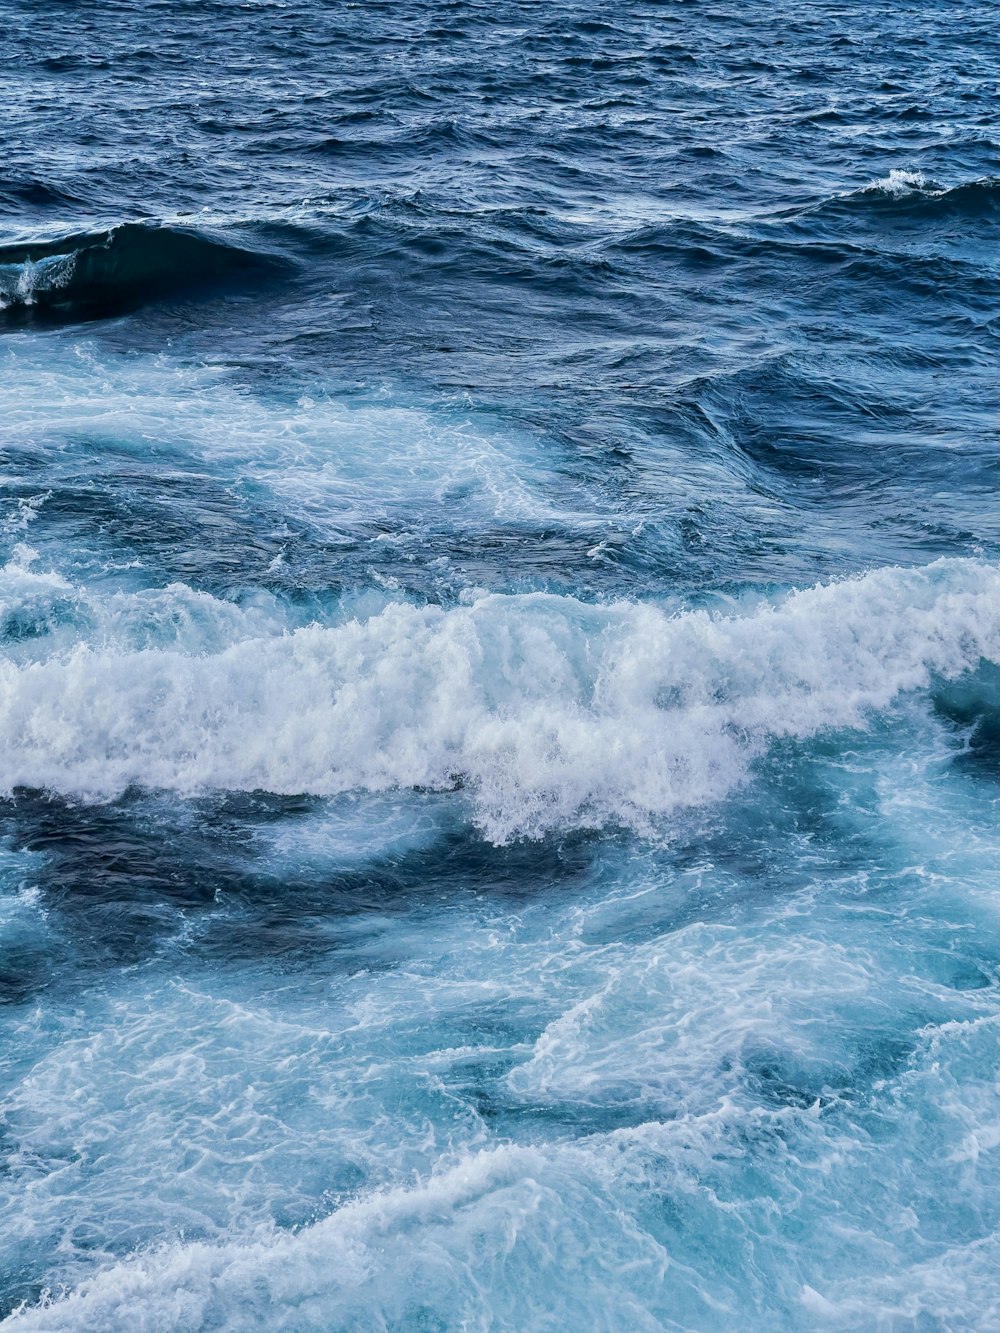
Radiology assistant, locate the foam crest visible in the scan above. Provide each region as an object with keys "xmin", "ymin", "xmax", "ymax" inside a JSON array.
[
  {"xmin": 851, "ymin": 170, "xmax": 1000, "ymax": 216},
  {"xmin": 0, "ymin": 558, "xmax": 995, "ymax": 840},
  {"xmin": 865, "ymin": 168, "xmax": 933, "ymax": 196}
]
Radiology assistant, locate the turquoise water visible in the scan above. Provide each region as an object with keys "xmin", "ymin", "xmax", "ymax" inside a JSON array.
[{"xmin": 1, "ymin": 2, "xmax": 998, "ymax": 1329}]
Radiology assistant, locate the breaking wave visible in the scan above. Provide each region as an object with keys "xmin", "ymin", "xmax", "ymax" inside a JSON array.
[
  {"xmin": 1, "ymin": 557, "xmax": 995, "ymax": 841},
  {"xmin": 841, "ymin": 171, "xmax": 1000, "ymax": 216}
]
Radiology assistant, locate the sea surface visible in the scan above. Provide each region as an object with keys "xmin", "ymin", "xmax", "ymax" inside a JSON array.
[{"xmin": 1, "ymin": 2, "xmax": 998, "ymax": 1330}]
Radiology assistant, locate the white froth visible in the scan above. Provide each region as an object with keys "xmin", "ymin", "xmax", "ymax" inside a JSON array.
[
  {"xmin": 864, "ymin": 167, "xmax": 934, "ymax": 196},
  {"xmin": 5, "ymin": 1012, "xmax": 996, "ymax": 1333},
  {"xmin": 0, "ymin": 338, "xmax": 595, "ymax": 531},
  {"xmin": 2, "ymin": 739, "xmax": 996, "ymax": 1333},
  {"xmin": 0, "ymin": 557, "xmax": 997, "ymax": 837},
  {"xmin": 0, "ymin": 557, "xmax": 996, "ymax": 840}
]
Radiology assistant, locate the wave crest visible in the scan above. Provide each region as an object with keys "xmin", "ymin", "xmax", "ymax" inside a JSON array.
[
  {"xmin": 848, "ymin": 170, "xmax": 1000, "ymax": 215},
  {"xmin": 0, "ymin": 558, "xmax": 996, "ymax": 841}
]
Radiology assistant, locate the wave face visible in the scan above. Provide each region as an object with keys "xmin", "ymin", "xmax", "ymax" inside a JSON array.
[
  {"xmin": 1, "ymin": 0, "xmax": 998, "ymax": 1330},
  {"xmin": 0, "ymin": 223, "xmax": 287, "ymax": 318}
]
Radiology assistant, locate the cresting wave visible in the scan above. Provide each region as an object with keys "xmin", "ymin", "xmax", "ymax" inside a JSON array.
[
  {"xmin": 0, "ymin": 222, "xmax": 287, "ymax": 317},
  {"xmin": 1, "ymin": 557, "xmax": 995, "ymax": 841},
  {"xmin": 854, "ymin": 170, "xmax": 1000, "ymax": 211}
]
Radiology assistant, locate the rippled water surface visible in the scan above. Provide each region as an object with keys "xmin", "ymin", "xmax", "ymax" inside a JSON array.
[{"xmin": 1, "ymin": 2, "xmax": 998, "ymax": 1329}]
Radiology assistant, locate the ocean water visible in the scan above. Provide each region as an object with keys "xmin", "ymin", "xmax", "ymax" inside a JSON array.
[{"xmin": 1, "ymin": 1, "xmax": 998, "ymax": 1329}]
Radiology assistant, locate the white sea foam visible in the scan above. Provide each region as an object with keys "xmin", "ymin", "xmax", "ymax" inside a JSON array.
[
  {"xmin": 0, "ymin": 556, "xmax": 996, "ymax": 840},
  {"xmin": 864, "ymin": 167, "xmax": 934, "ymax": 196},
  {"xmin": 1, "ymin": 1138, "xmax": 672, "ymax": 1333},
  {"xmin": 0, "ymin": 337, "xmax": 597, "ymax": 532},
  {"xmin": 2, "ymin": 751, "xmax": 995, "ymax": 1332},
  {"xmin": 4, "ymin": 1010, "xmax": 995, "ymax": 1333}
]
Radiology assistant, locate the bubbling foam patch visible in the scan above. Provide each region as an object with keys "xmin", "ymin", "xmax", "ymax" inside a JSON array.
[
  {"xmin": 0, "ymin": 338, "xmax": 594, "ymax": 532},
  {"xmin": 0, "ymin": 557, "xmax": 996, "ymax": 842},
  {"xmin": 5, "ymin": 1016, "xmax": 997, "ymax": 1333}
]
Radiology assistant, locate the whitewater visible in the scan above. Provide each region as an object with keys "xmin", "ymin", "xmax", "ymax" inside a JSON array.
[
  {"xmin": 1, "ymin": 549, "xmax": 997, "ymax": 840},
  {"xmin": 1, "ymin": 1, "xmax": 997, "ymax": 1330}
]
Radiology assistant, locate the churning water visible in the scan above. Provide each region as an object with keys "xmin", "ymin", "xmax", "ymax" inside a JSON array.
[{"xmin": 1, "ymin": 2, "xmax": 998, "ymax": 1329}]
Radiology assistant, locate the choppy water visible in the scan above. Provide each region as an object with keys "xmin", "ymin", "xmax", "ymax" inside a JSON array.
[{"xmin": 1, "ymin": 2, "xmax": 998, "ymax": 1330}]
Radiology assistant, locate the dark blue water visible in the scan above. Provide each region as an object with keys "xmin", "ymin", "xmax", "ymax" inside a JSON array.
[{"xmin": 1, "ymin": 3, "xmax": 998, "ymax": 1329}]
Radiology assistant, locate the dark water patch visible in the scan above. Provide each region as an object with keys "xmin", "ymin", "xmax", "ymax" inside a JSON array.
[
  {"xmin": 695, "ymin": 354, "xmax": 998, "ymax": 502},
  {"xmin": 0, "ymin": 462, "xmax": 363, "ymax": 603},
  {"xmin": 0, "ymin": 791, "xmax": 256, "ymax": 995},
  {"xmin": 1, "ymin": 463, "xmax": 633, "ymax": 604},
  {"xmin": 0, "ymin": 223, "xmax": 292, "ymax": 324},
  {"xmin": 462, "ymin": 1081, "xmax": 667, "ymax": 1138},
  {"xmin": 741, "ymin": 1032, "xmax": 917, "ymax": 1111},
  {"xmin": 203, "ymin": 822, "xmax": 605, "ymax": 966},
  {"xmin": 36, "ymin": 471, "xmax": 312, "ymax": 595},
  {"xmin": 0, "ymin": 1276, "xmax": 45, "ymax": 1326},
  {"xmin": 954, "ymin": 714, "xmax": 1000, "ymax": 778},
  {"xmin": 0, "ymin": 791, "xmax": 606, "ymax": 997},
  {"xmin": 0, "ymin": 592, "xmax": 84, "ymax": 648},
  {"xmin": 0, "ymin": 938, "xmax": 57, "ymax": 1007},
  {"xmin": 0, "ymin": 175, "xmax": 91, "ymax": 216}
]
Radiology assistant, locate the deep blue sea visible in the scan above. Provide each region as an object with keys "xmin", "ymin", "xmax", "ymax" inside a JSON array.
[{"xmin": 1, "ymin": 2, "xmax": 998, "ymax": 1329}]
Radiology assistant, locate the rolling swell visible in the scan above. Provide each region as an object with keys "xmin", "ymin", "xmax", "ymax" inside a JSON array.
[{"xmin": 0, "ymin": 222, "xmax": 290, "ymax": 321}]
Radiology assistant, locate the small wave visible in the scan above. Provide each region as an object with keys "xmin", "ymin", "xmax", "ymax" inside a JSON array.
[
  {"xmin": 0, "ymin": 221, "xmax": 289, "ymax": 318},
  {"xmin": 845, "ymin": 170, "xmax": 1000, "ymax": 216},
  {"xmin": 0, "ymin": 558, "xmax": 995, "ymax": 841},
  {"xmin": 866, "ymin": 168, "xmax": 937, "ymax": 197}
]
